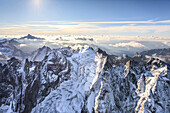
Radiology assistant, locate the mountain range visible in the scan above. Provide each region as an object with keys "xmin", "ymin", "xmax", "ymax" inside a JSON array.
[{"xmin": 0, "ymin": 37, "xmax": 169, "ymax": 113}]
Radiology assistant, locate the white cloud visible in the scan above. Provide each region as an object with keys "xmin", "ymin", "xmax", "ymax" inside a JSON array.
[
  {"xmin": 30, "ymin": 19, "xmax": 170, "ymax": 24},
  {"xmin": 109, "ymin": 41, "xmax": 147, "ymax": 49},
  {"xmin": 1, "ymin": 24, "xmax": 170, "ymax": 34},
  {"xmin": 1, "ymin": 19, "xmax": 170, "ymax": 36}
]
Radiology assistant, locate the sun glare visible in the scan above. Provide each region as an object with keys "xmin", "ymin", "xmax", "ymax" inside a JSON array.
[
  {"xmin": 32, "ymin": 0, "xmax": 42, "ymax": 12},
  {"xmin": 34, "ymin": 0, "xmax": 40, "ymax": 6}
]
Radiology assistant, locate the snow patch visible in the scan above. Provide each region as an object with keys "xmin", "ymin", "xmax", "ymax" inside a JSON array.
[{"xmin": 19, "ymin": 44, "xmax": 27, "ymax": 47}]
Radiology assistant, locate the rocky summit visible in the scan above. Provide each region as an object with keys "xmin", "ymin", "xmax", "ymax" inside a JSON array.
[{"xmin": 0, "ymin": 46, "xmax": 169, "ymax": 113}]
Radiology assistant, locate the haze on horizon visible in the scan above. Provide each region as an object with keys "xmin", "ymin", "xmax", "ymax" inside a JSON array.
[{"xmin": 0, "ymin": 0, "xmax": 170, "ymax": 39}]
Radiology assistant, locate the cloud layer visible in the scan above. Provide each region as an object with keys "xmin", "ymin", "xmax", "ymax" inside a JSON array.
[
  {"xmin": 109, "ymin": 41, "xmax": 147, "ymax": 49},
  {"xmin": 1, "ymin": 20, "xmax": 170, "ymax": 37}
]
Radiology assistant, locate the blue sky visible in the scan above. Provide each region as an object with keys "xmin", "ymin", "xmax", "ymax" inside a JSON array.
[{"xmin": 0, "ymin": 0, "xmax": 170, "ymax": 36}]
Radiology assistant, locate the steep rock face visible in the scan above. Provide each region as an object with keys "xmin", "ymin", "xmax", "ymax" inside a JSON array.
[
  {"xmin": 114, "ymin": 58, "xmax": 169, "ymax": 113},
  {"xmin": 0, "ymin": 47, "xmax": 169, "ymax": 113},
  {"xmin": 0, "ymin": 49, "xmax": 71, "ymax": 113},
  {"xmin": 0, "ymin": 57, "xmax": 23, "ymax": 112},
  {"xmin": 81, "ymin": 54, "xmax": 169, "ymax": 113},
  {"xmin": 32, "ymin": 47, "xmax": 98, "ymax": 113}
]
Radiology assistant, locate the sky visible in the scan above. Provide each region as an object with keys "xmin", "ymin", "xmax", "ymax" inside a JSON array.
[{"xmin": 0, "ymin": 0, "xmax": 170, "ymax": 37}]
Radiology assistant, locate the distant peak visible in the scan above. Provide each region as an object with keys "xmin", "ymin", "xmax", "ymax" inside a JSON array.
[{"xmin": 20, "ymin": 34, "xmax": 45, "ymax": 40}]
